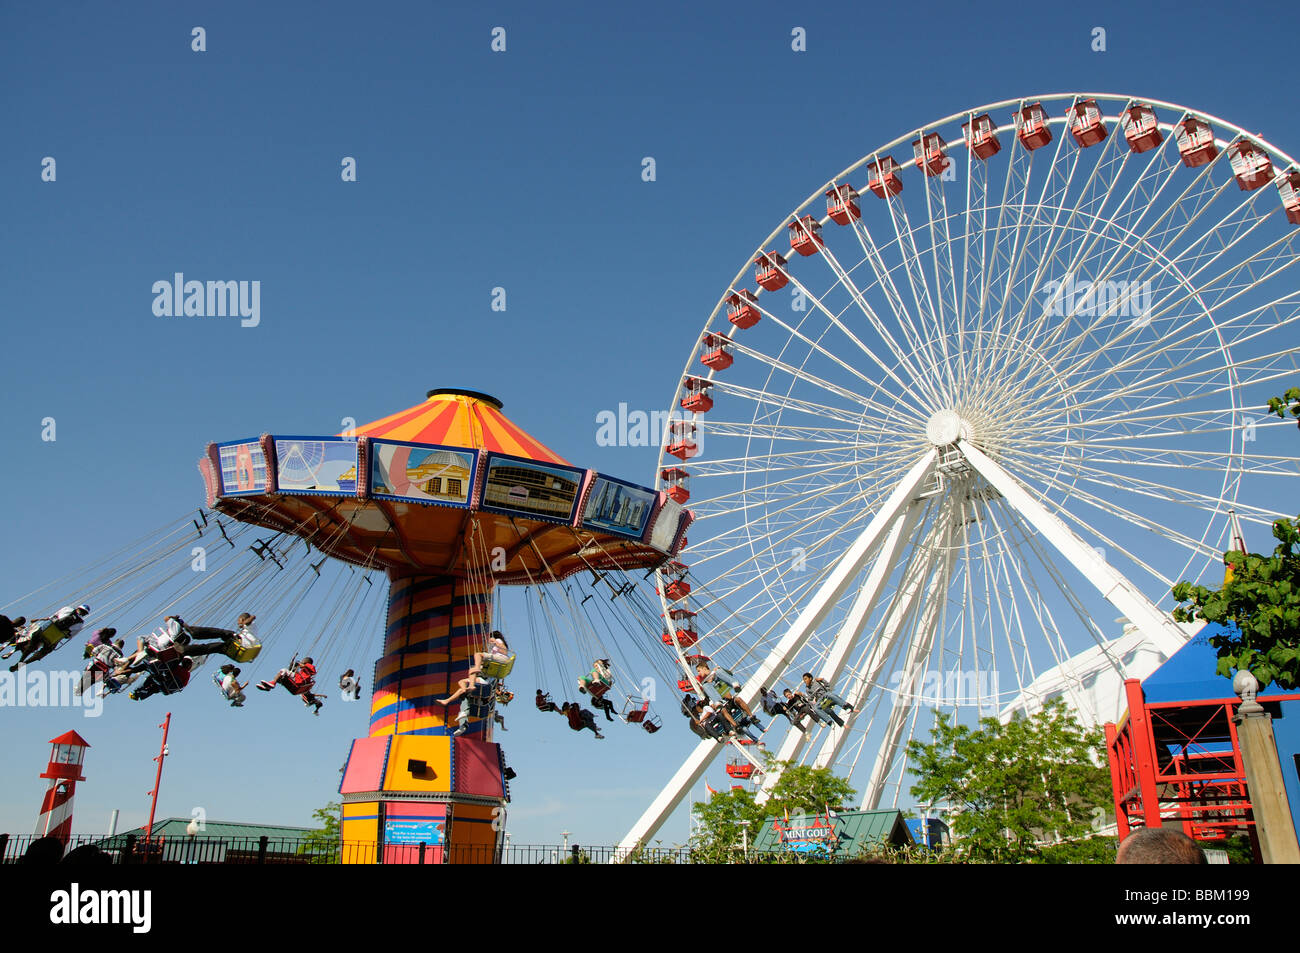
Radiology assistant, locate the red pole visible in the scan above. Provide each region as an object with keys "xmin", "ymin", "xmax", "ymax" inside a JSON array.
[{"xmin": 143, "ymin": 713, "xmax": 171, "ymax": 854}]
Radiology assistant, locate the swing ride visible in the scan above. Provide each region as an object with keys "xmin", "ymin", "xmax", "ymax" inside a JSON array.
[
  {"xmin": 1, "ymin": 388, "xmax": 695, "ymax": 864},
  {"xmin": 197, "ymin": 388, "xmax": 693, "ymax": 862}
]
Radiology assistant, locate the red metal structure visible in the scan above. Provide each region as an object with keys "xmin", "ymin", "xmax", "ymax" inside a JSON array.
[
  {"xmin": 726, "ymin": 290, "xmax": 761, "ymax": 330},
  {"xmin": 1105, "ymin": 675, "xmax": 1300, "ymax": 852},
  {"xmin": 144, "ymin": 713, "xmax": 170, "ymax": 853},
  {"xmin": 1121, "ymin": 103, "xmax": 1163, "ymax": 153},
  {"xmin": 662, "ymin": 627, "xmax": 699, "ymax": 649},
  {"xmin": 912, "ymin": 133, "xmax": 949, "ymax": 176},
  {"xmin": 1228, "ymin": 140, "xmax": 1273, "ymax": 191},
  {"xmin": 666, "ymin": 420, "xmax": 698, "ymax": 461},
  {"xmin": 788, "ymin": 215, "xmax": 824, "ymax": 256},
  {"xmin": 753, "ymin": 251, "xmax": 789, "ymax": 291},
  {"xmin": 1279, "ymin": 171, "xmax": 1300, "ymax": 225},
  {"xmin": 825, "ymin": 183, "xmax": 860, "ymax": 224},
  {"xmin": 726, "ymin": 757, "xmax": 756, "ymax": 780},
  {"xmin": 680, "ymin": 377, "xmax": 714, "ymax": 414},
  {"xmin": 661, "ymin": 561, "xmax": 691, "ymax": 601},
  {"xmin": 663, "ymin": 607, "xmax": 698, "ymax": 648},
  {"xmin": 962, "ymin": 113, "xmax": 1001, "ymax": 160},
  {"xmin": 867, "ymin": 156, "xmax": 903, "ymax": 198},
  {"xmin": 1068, "ymin": 99, "xmax": 1107, "ymax": 148},
  {"xmin": 661, "ymin": 467, "xmax": 690, "ymax": 504},
  {"xmin": 1014, "ymin": 103, "xmax": 1052, "ymax": 151},
  {"xmin": 700, "ymin": 332, "xmax": 734, "ymax": 371},
  {"xmin": 1175, "ymin": 118, "xmax": 1218, "ymax": 167}
]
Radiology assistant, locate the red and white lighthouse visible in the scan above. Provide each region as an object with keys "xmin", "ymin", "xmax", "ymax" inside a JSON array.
[{"xmin": 34, "ymin": 730, "xmax": 90, "ymax": 847}]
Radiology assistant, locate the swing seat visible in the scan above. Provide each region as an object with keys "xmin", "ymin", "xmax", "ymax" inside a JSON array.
[
  {"xmin": 87, "ymin": 656, "xmax": 117, "ymax": 676},
  {"xmin": 288, "ymin": 677, "xmax": 315, "ymax": 696},
  {"xmin": 34, "ymin": 620, "xmax": 68, "ymax": 649},
  {"xmin": 479, "ymin": 654, "xmax": 515, "ymax": 679},
  {"xmin": 583, "ymin": 679, "xmax": 611, "ymax": 699},
  {"xmin": 144, "ymin": 661, "xmax": 188, "ymax": 696},
  {"xmin": 147, "ymin": 643, "xmax": 184, "ymax": 666},
  {"xmin": 817, "ymin": 696, "xmax": 838, "ymax": 711},
  {"xmin": 223, "ymin": 638, "xmax": 262, "ymax": 663},
  {"xmin": 642, "ymin": 716, "xmax": 662, "ymax": 734},
  {"xmin": 624, "ymin": 700, "xmax": 649, "ymax": 724}
]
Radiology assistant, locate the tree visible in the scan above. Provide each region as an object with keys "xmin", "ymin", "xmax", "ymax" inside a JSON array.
[
  {"xmin": 298, "ymin": 800, "xmax": 341, "ymax": 864},
  {"xmin": 1267, "ymin": 386, "xmax": 1300, "ymax": 429},
  {"xmin": 905, "ymin": 699, "xmax": 1112, "ymax": 863},
  {"xmin": 1172, "ymin": 515, "xmax": 1300, "ymax": 690},
  {"xmin": 764, "ymin": 762, "xmax": 856, "ymax": 819},
  {"xmin": 690, "ymin": 786, "xmax": 765, "ymax": 861}
]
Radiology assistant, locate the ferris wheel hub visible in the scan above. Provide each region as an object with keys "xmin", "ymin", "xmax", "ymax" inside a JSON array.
[{"xmin": 925, "ymin": 409, "xmax": 973, "ymax": 447}]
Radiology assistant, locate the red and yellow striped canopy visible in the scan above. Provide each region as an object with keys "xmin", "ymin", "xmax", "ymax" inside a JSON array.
[
  {"xmin": 346, "ymin": 390, "xmax": 569, "ymax": 465},
  {"xmin": 206, "ymin": 387, "xmax": 680, "ymax": 579}
]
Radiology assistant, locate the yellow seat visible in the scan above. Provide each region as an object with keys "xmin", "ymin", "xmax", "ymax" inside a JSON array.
[
  {"xmin": 223, "ymin": 634, "xmax": 262, "ymax": 663},
  {"xmin": 36, "ymin": 621, "xmax": 69, "ymax": 648},
  {"xmin": 479, "ymin": 654, "xmax": 515, "ymax": 679}
]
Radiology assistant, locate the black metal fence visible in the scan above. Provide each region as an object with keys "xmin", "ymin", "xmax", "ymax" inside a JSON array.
[{"xmin": 0, "ymin": 832, "xmax": 700, "ymax": 865}]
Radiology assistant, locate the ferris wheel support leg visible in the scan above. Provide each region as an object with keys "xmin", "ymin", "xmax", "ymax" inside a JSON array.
[
  {"xmin": 757, "ymin": 500, "xmax": 926, "ymax": 801},
  {"xmin": 614, "ymin": 734, "xmax": 729, "ymax": 858},
  {"xmin": 619, "ymin": 451, "xmax": 938, "ymax": 852},
  {"xmin": 861, "ymin": 531, "xmax": 959, "ymax": 809},
  {"xmin": 958, "ymin": 441, "xmax": 1189, "ymax": 657},
  {"xmin": 738, "ymin": 450, "xmax": 940, "ymax": 710},
  {"xmin": 811, "ymin": 510, "xmax": 941, "ymax": 773}
]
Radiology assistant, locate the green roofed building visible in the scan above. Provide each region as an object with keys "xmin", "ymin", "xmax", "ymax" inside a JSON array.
[
  {"xmin": 752, "ymin": 809, "xmax": 913, "ymax": 857},
  {"xmin": 94, "ymin": 818, "xmax": 320, "ymax": 864}
]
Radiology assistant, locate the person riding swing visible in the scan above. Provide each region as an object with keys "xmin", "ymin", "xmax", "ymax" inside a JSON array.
[
  {"xmin": 256, "ymin": 655, "xmax": 325, "ymax": 714},
  {"xmin": 6, "ymin": 604, "xmax": 90, "ymax": 671}
]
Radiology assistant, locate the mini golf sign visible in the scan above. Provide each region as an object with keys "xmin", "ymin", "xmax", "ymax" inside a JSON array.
[{"xmin": 772, "ymin": 813, "xmax": 839, "ymax": 853}]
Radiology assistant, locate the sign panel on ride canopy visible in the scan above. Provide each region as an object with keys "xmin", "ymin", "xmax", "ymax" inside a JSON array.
[
  {"xmin": 369, "ymin": 440, "xmax": 477, "ymax": 509},
  {"xmin": 581, "ymin": 475, "xmax": 656, "ymax": 540},
  {"xmin": 216, "ymin": 438, "xmax": 269, "ymax": 496},
  {"xmin": 480, "ymin": 453, "xmax": 586, "ymax": 525},
  {"xmin": 273, "ymin": 436, "xmax": 360, "ymax": 495}
]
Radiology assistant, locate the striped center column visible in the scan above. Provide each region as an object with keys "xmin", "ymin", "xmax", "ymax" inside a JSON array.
[{"xmin": 369, "ymin": 573, "xmax": 494, "ymax": 738}]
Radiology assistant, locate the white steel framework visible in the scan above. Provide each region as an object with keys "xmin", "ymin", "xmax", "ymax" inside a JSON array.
[{"xmin": 619, "ymin": 94, "xmax": 1300, "ymax": 854}]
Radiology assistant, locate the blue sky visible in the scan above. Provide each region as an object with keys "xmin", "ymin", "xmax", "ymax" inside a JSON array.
[{"xmin": 1, "ymin": 0, "xmax": 1295, "ymax": 846}]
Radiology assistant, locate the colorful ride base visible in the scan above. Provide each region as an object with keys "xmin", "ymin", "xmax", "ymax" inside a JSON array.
[{"xmin": 338, "ymin": 573, "xmax": 507, "ymax": 864}]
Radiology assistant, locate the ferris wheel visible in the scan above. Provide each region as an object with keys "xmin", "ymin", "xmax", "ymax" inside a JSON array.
[
  {"xmin": 621, "ymin": 94, "xmax": 1300, "ymax": 849},
  {"xmin": 277, "ymin": 440, "xmax": 328, "ymax": 487}
]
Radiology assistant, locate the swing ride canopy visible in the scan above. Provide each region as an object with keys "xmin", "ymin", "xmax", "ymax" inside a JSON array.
[{"xmin": 198, "ymin": 389, "xmax": 691, "ymax": 582}]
